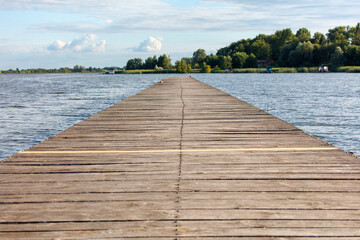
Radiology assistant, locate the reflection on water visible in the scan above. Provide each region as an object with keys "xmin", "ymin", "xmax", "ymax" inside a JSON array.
[{"xmin": 0, "ymin": 73, "xmax": 359, "ymax": 160}]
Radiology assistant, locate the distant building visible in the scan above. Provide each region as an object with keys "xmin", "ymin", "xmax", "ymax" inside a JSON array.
[
  {"xmin": 257, "ymin": 59, "xmax": 274, "ymax": 68},
  {"xmin": 108, "ymin": 68, "xmax": 115, "ymax": 74},
  {"xmin": 318, "ymin": 64, "xmax": 329, "ymax": 72}
]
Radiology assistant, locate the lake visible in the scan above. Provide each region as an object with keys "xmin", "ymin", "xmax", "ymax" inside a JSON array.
[{"xmin": 0, "ymin": 73, "xmax": 359, "ymax": 160}]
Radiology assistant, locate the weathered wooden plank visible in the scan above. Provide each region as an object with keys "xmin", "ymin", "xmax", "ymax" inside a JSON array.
[
  {"xmin": 0, "ymin": 192, "xmax": 358, "ymax": 208},
  {"xmin": 180, "ymin": 179, "xmax": 360, "ymax": 192},
  {"xmin": 179, "ymin": 209, "xmax": 360, "ymax": 220},
  {"xmin": 0, "ymin": 163, "xmax": 179, "ymax": 173},
  {"xmin": 0, "ymin": 180, "xmax": 178, "ymax": 195},
  {"xmin": 0, "ymin": 192, "xmax": 176, "ymax": 203},
  {"xmin": 4, "ymin": 151, "xmax": 356, "ymax": 165},
  {"xmin": 2, "ymin": 220, "xmax": 360, "ymax": 232},
  {"xmin": 1, "ymin": 208, "xmax": 360, "ymax": 223}
]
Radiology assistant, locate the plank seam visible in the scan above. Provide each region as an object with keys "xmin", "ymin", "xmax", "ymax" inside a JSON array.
[{"xmin": 175, "ymin": 79, "xmax": 185, "ymax": 240}]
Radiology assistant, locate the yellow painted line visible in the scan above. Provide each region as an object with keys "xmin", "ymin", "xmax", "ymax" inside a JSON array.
[{"xmin": 20, "ymin": 147, "xmax": 338, "ymax": 154}]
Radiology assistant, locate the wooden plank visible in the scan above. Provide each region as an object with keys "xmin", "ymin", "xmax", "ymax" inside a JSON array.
[
  {"xmin": 0, "ymin": 192, "xmax": 176, "ymax": 203},
  {"xmin": 0, "ymin": 180, "xmax": 178, "ymax": 195}
]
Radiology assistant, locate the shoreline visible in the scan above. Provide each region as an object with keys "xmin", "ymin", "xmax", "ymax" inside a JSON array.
[
  {"xmin": 2, "ymin": 66, "xmax": 360, "ymax": 75},
  {"xmin": 111, "ymin": 66, "xmax": 360, "ymax": 74},
  {"xmin": 0, "ymin": 66, "xmax": 360, "ymax": 76}
]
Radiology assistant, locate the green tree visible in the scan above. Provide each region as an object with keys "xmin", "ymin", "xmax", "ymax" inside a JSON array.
[
  {"xmin": 317, "ymin": 43, "xmax": 334, "ymax": 64},
  {"xmin": 219, "ymin": 56, "xmax": 232, "ymax": 70},
  {"xmin": 288, "ymin": 49, "xmax": 301, "ymax": 67},
  {"xmin": 143, "ymin": 55, "xmax": 158, "ymax": 69},
  {"xmin": 187, "ymin": 64, "xmax": 192, "ymax": 73},
  {"xmin": 181, "ymin": 60, "xmax": 188, "ymax": 73},
  {"xmin": 73, "ymin": 65, "xmax": 86, "ymax": 72},
  {"xmin": 250, "ymin": 40, "xmax": 271, "ymax": 60},
  {"xmin": 175, "ymin": 59, "xmax": 190, "ymax": 73},
  {"xmin": 296, "ymin": 28, "xmax": 311, "ymax": 42},
  {"xmin": 278, "ymin": 44, "xmax": 294, "ymax": 67},
  {"xmin": 181, "ymin": 57, "xmax": 193, "ymax": 65},
  {"xmin": 270, "ymin": 28, "xmax": 295, "ymax": 61},
  {"xmin": 233, "ymin": 42, "xmax": 246, "ymax": 53},
  {"xmin": 157, "ymin": 54, "xmax": 171, "ymax": 69},
  {"xmin": 330, "ymin": 46, "xmax": 347, "ymax": 66},
  {"xmin": 125, "ymin": 60, "xmax": 135, "ymax": 70},
  {"xmin": 192, "ymin": 49, "xmax": 206, "ymax": 65},
  {"xmin": 349, "ymin": 23, "xmax": 360, "ymax": 45},
  {"xmin": 244, "ymin": 53, "xmax": 257, "ymax": 68},
  {"xmin": 126, "ymin": 58, "xmax": 143, "ymax": 70},
  {"xmin": 217, "ymin": 46, "xmax": 229, "ymax": 56},
  {"xmin": 327, "ymin": 26, "xmax": 350, "ymax": 46},
  {"xmin": 312, "ymin": 32, "xmax": 326, "ymax": 45},
  {"xmin": 288, "ymin": 41, "xmax": 314, "ymax": 67},
  {"xmin": 206, "ymin": 54, "xmax": 220, "ymax": 68},
  {"xmin": 312, "ymin": 44, "xmax": 322, "ymax": 66},
  {"xmin": 134, "ymin": 58, "xmax": 143, "ymax": 69},
  {"xmin": 175, "ymin": 60, "xmax": 182, "ymax": 73},
  {"xmin": 200, "ymin": 62, "xmax": 211, "ymax": 73},
  {"xmin": 232, "ymin": 52, "xmax": 249, "ymax": 68},
  {"xmin": 345, "ymin": 45, "xmax": 360, "ymax": 65}
]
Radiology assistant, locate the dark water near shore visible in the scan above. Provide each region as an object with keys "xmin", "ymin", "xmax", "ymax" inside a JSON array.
[{"xmin": 0, "ymin": 73, "xmax": 359, "ymax": 160}]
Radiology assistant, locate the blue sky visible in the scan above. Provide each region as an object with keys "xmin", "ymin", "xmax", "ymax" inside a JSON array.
[{"xmin": 0, "ymin": 0, "xmax": 359, "ymax": 69}]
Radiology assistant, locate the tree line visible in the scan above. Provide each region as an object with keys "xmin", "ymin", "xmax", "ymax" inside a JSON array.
[
  {"xmin": 125, "ymin": 23, "xmax": 360, "ymax": 72},
  {"xmin": 213, "ymin": 23, "xmax": 360, "ymax": 70},
  {"xmin": 125, "ymin": 54, "xmax": 172, "ymax": 70},
  {"xmin": 1, "ymin": 66, "xmax": 110, "ymax": 74}
]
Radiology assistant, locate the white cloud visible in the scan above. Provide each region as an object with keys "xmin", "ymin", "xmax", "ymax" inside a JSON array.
[
  {"xmin": 47, "ymin": 40, "xmax": 68, "ymax": 51},
  {"xmin": 135, "ymin": 37, "xmax": 163, "ymax": 52},
  {"xmin": 85, "ymin": 40, "xmax": 106, "ymax": 52},
  {"xmin": 47, "ymin": 34, "xmax": 106, "ymax": 52}
]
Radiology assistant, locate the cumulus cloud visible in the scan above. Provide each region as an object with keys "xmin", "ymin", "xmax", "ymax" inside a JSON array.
[
  {"xmin": 85, "ymin": 40, "xmax": 106, "ymax": 52},
  {"xmin": 47, "ymin": 34, "xmax": 106, "ymax": 52},
  {"xmin": 135, "ymin": 37, "xmax": 163, "ymax": 52},
  {"xmin": 47, "ymin": 40, "xmax": 68, "ymax": 51}
]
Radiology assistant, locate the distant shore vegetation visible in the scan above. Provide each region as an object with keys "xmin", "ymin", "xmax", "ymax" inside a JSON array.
[
  {"xmin": 0, "ymin": 65, "xmax": 107, "ymax": 74},
  {"xmin": 1, "ymin": 24, "xmax": 360, "ymax": 74},
  {"xmin": 122, "ymin": 23, "xmax": 360, "ymax": 73}
]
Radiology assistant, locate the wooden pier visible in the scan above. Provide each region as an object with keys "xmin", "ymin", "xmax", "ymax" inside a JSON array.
[{"xmin": 1, "ymin": 77, "xmax": 359, "ymax": 239}]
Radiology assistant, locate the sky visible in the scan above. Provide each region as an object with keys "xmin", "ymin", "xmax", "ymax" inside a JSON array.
[{"xmin": 0, "ymin": 0, "xmax": 359, "ymax": 69}]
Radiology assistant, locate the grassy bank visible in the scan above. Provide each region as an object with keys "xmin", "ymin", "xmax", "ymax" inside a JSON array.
[
  {"xmin": 110, "ymin": 69, "xmax": 177, "ymax": 74},
  {"xmin": 112, "ymin": 66, "xmax": 351, "ymax": 74},
  {"xmin": 232, "ymin": 67, "xmax": 319, "ymax": 73},
  {"xmin": 336, "ymin": 66, "xmax": 360, "ymax": 73}
]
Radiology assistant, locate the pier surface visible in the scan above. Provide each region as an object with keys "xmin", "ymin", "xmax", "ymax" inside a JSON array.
[{"xmin": 1, "ymin": 77, "xmax": 359, "ymax": 239}]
